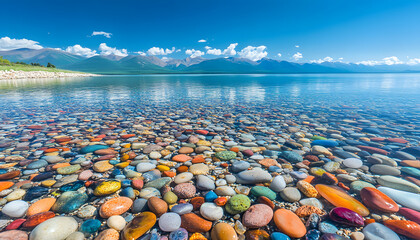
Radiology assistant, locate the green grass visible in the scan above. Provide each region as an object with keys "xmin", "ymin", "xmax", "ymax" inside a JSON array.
[{"xmin": 0, "ymin": 64, "xmax": 79, "ymax": 73}]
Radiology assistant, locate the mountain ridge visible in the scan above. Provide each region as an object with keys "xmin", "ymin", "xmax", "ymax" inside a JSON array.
[{"xmin": 2, "ymin": 48, "xmax": 420, "ymax": 74}]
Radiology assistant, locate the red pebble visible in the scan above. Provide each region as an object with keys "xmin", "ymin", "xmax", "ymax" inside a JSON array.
[{"xmin": 5, "ymin": 219, "xmax": 26, "ymax": 230}]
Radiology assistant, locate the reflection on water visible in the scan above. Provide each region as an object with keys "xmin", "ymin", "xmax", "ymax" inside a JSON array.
[{"xmin": 0, "ymin": 74, "xmax": 420, "ymax": 114}]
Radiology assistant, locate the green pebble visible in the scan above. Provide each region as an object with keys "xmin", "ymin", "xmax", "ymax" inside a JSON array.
[
  {"xmin": 215, "ymin": 151, "xmax": 237, "ymax": 161},
  {"xmin": 57, "ymin": 164, "xmax": 81, "ymax": 175},
  {"xmin": 250, "ymin": 186, "xmax": 277, "ymax": 200},
  {"xmin": 163, "ymin": 191, "xmax": 178, "ymax": 204},
  {"xmin": 225, "ymin": 194, "xmax": 251, "ymax": 215},
  {"xmin": 350, "ymin": 180, "xmax": 376, "ymax": 194}
]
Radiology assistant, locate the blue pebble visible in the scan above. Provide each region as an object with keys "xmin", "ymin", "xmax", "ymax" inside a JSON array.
[
  {"xmin": 169, "ymin": 228, "xmax": 188, "ymax": 240},
  {"xmin": 125, "ymin": 165, "xmax": 136, "ymax": 171},
  {"xmin": 111, "ymin": 169, "xmax": 122, "ymax": 176},
  {"xmin": 312, "ymin": 140, "xmax": 339, "ymax": 148},
  {"xmin": 268, "ymin": 166, "xmax": 282, "ymax": 173},
  {"xmin": 121, "ymin": 179, "xmax": 132, "ymax": 187},
  {"xmin": 319, "ymin": 221, "xmax": 338, "ymax": 234},
  {"xmin": 0, "ymin": 169, "xmax": 8, "ymax": 174},
  {"xmin": 205, "ymin": 191, "xmax": 218, "ymax": 202},
  {"xmin": 115, "ymin": 175, "xmax": 126, "ymax": 180},
  {"xmin": 70, "ymin": 157, "xmax": 85, "ymax": 164},
  {"xmin": 271, "ymin": 232, "xmax": 291, "ymax": 240},
  {"xmin": 80, "ymin": 219, "xmax": 101, "ymax": 234},
  {"xmin": 109, "ymin": 160, "xmax": 119, "ymax": 165},
  {"xmin": 120, "ymin": 187, "xmax": 135, "ymax": 199},
  {"xmin": 306, "ymin": 229, "xmax": 321, "ymax": 240}
]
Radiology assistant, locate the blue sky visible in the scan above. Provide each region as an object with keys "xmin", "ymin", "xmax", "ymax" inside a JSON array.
[{"xmin": 1, "ymin": 0, "xmax": 420, "ymax": 64}]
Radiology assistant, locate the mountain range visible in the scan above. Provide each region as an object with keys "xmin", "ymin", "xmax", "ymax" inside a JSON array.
[{"xmin": 1, "ymin": 48, "xmax": 420, "ymax": 74}]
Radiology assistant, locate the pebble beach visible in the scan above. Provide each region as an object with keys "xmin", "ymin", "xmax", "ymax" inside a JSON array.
[
  {"xmin": 0, "ymin": 70, "xmax": 97, "ymax": 80},
  {"xmin": 0, "ymin": 74, "xmax": 419, "ymax": 240}
]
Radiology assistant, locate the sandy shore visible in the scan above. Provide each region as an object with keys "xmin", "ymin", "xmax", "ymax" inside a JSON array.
[{"xmin": 0, "ymin": 69, "xmax": 98, "ymax": 80}]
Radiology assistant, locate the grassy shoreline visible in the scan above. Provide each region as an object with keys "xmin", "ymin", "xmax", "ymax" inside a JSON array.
[{"xmin": 0, "ymin": 64, "xmax": 79, "ymax": 73}]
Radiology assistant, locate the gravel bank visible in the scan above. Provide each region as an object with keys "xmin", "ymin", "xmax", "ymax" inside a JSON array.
[{"xmin": 0, "ymin": 69, "xmax": 98, "ymax": 80}]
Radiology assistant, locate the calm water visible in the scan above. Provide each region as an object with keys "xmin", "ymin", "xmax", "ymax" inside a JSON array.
[{"xmin": 0, "ymin": 73, "xmax": 420, "ymax": 118}]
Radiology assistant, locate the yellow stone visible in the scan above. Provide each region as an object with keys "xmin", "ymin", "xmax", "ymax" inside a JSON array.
[
  {"xmin": 157, "ymin": 165, "xmax": 170, "ymax": 172},
  {"xmin": 123, "ymin": 143, "xmax": 131, "ymax": 148},
  {"xmin": 104, "ymin": 140, "xmax": 116, "ymax": 145},
  {"xmin": 160, "ymin": 149, "xmax": 171, "ymax": 157},
  {"xmin": 41, "ymin": 180, "xmax": 57, "ymax": 187},
  {"xmin": 44, "ymin": 152, "xmax": 59, "ymax": 156},
  {"xmin": 94, "ymin": 180, "xmax": 121, "ymax": 196},
  {"xmin": 116, "ymin": 162, "xmax": 130, "ymax": 168},
  {"xmin": 197, "ymin": 140, "xmax": 211, "ymax": 146},
  {"xmin": 121, "ymin": 154, "xmax": 130, "ymax": 161},
  {"xmin": 122, "ymin": 212, "xmax": 156, "ymax": 240},
  {"xmin": 93, "ymin": 161, "xmax": 114, "ymax": 173}
]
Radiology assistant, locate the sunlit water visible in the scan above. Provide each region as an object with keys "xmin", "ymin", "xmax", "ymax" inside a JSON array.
[{"xmin": 0, "ymin": 74, "xmax": 420, "ymax": 120}]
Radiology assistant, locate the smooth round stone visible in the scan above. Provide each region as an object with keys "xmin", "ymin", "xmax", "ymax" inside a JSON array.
[
  {"xmin": 370, "ymin": 164, "xmax": 401, "ymax": 176},
  {"xmin": 232, "ymin": 161, "xmax": 250, "ymax": 173},
  {"xmin": 171, "ymin": 203, "xmax": 193, "ymax": 215},
  {"xmin": 312, "ymin": 140, "xmax": 339, "ymax": 148},
  {"xmin": 315, "ymin": 184, "xmax": 370, "ymax": 217},
  {"xmin": 27, "ymin": 198, "xmax": 56, "ymax": 216},
  {"xmin": 384, "ymin": 220, "xmax": 420, "ymax": 239},
  {"xmin": 363, "ymin": 222, "xmax": 400, "ymax": 240},
  {"xmin": 211, "ymin": 222, "xmax": 238, "ymax": 240},
  {"xmin": 94, "ymin": 181, "xmax": 121, "ymax": 196},
  {"xmin": 163, "ymin": 191, "xmax": 178, "ymax": 204},
  {"xmin": 121, "ymin": 212, "xmax": 156, "ymax": 240},
  {"xmin": 147, "ymin": 196, "xmax": 168, "ymax": 217},
  {"xmin": 242, "ymin": 204, "xmax": 273, "ymax": 228},
  {"xmin": 225, "ymin": 175, "xmax": 236, "ymax": 184},
  {"xmin": 196, "ymin": 175, "xmax": 215, "ymax": 190},
  {"xmin": 215, "ymin": 186, "xmax": 236, "ymax": 196},
  {"xmin": 95, "ymin": 229, "xmax": 119, "ymax": 240},
  {"xmin": 57, "ymin": 165, "xmax": 80, "ymax": 175},
  {"xmin": 169, "ymin": 228, "xmax": 188, "ymax": 240},
  {"xmin": 270, "ymin": 175, "xmax": 286, "ymax": 192},
  {"xmin": 225, "ymin": 194, "xmax": 251, "ymax": 214},
  {"xmin": 329, "ymin": 207, "xmax": 364, "ymax": 227},
  {"xmin": 159, "ymin": 212, "xmax": 181, "ymax": 232},
  {"xmin": 281, "ymin": 151, "xmax": 303, "ymax": 163},
  {"xmin": 5, "ymin": 189, "xmax": 26, "ymax": 201},
  {"xmin": 319, "ymin": 221, "xmax": 339, "ymax": 234},
  {"xmin": 51, "ymin": 191, "xmax": 88, "ymax": 213},
  {"xmin": 205, "ymin": 191, "xmax": 218, "ymax": 202},
  {"xmin": 107, "ymin": 215, "xmax": 126, "ymax": 231},
  {"xmin": 43, "ymin": 155, "xmax": 64, "ymax": 164},
  {"xmin": 30, "ymin": 216, "xmax": 78, "ymax": 240},
  {"xmin": 80, "ymin": 219, "xmax": 101, "ymax": 235},
  {"xmin": 235, "ymin": 168, "xmax": 272, "ymax": 184},
  {"xmin": 2, "ymin": 200, "xmax": 29, "ymax": 218},
  {"xmin": 27, "ymin": 160, "xmax": 48, "ymax": 169},
  {"xmin": 299, "ymin": 198, "xmax": 324, "ymax": 209},
  {"xmin": 343, "ymin": 158, "xmax": 363, "ymax": 169},
  {"xmin": 350, "ymin": 181, "xmax": 376, "ymax": 194},
  {"xmin": 360, "ymin": 187, "xmax": 399, "ymax": 213},
  {"xmin": 273, "ymin": 209, "xmax": 307, "ymax": 238},
  {"xmin": 200, "ymin": 203, "xmax": 223, "ymax": 221},
  {"xmin": 77, "ymin": 205, "xmax": 97, "ymax": 218},
  {"xmin": 65, "ymin": 232, "xmax": 84, "ymax": 240},
  {"xmin": 290, "ymin": 171, "xmax": 308, "ymax": 180},
  {"xmin": 378, "ymin": 186, "xmax": 420, "ymax": 211},
  {"xmin": 174, "ymin": 172, "xmax": 194, "ymax": 184},
  {"xmin": 189, "ymin": 163, "xmax": 209, "ymax": 175},
  {"xmin": 180, "ymin": 213, "xmax": 212, "ymax": 233},
  {"xmin": 136, "ymin": 163, "xmax": 156, "ymax": 173},
  {"xmin": 399, "ymin": 208, "xmax": 420, "ymax": 225},
  {"xmin": 144, "ymin": 177, "xmax": 171, "ymax": 189},
  {"xmin": 271, "ymin": 232, "xmax": 292, "ymax": 240},
  {"xmin": 401, "ymin": 167, "xmax": 420, "ymax": 178},
  {"xmin": 173, "ymin": 183, "xmax": 196, "ymax": 198},
  {"xmin": 215, "ymin": 151, "xmax": 237, "ymax": 161},
  {"xmin": 297, "ymin": 180, "xmax": 319, "ymax": 198},
  {"xmin": 251, "ymin": 186, "xmax": 276, "ymax": 200},
  {"xmin": 132, "ymin": 198, "xmax": 148, "ymax": 213},
  {"xmin": 280, "ymin": 187, "xmax": 301, "ymax": 202},
  {"xmin": 0, "ymin": 230, "xmax": 28, "ymax": 240},
  {"xmin": 100, "ymin": 197, "xmax": 133, "ymax": 218},
  {"xmin": 149, "ymin": 151, "xmax": 162, "ymax": 159},
  {"xmin": 377, "ymin": 175, "xmax": 420, "ymax": 193},
  {"xmin": 324, "ymin": 162, "xmax": 340, "ymax": 172}
]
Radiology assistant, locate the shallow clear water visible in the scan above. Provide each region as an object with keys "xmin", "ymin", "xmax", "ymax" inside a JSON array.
[{"xmin": 0, "ymin": 73, "xmax": 420, "ymax": 118}]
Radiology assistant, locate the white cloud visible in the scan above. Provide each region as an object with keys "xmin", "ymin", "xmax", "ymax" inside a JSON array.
[
  {"xmin": 310, "ymin": 56, "xmax": 334, "ymax": 64},
  {"xmin": 91, "ymin": 31, "xmax": 112, "ymax": 38},
  {"xmin": 223, "ymin": 43, "xmax": 238, "ymax": 56},
  {"xmin": 383, "ymin": 56, "xmax": 403, "ymax": 65},
  {"xmin": 98, "ymin": 43, "xmax": 128, "ymax": 57},
  {"xmin": 147, "ymin": 47, "xmax": 176, "ymax": 56},
  {"xmin": 292, "ymin": 52, "xmax": 303, "ymax": 61},
  {"xmin": 136, "ymin": 51, "xmax": 146, "ymax": 56},
  {"xmin": 238, "ymin": 45, "xmax": 268, "ymax": 61},
  {"xmin": 185, "ymin": 49, "xmax": 204, "ymax": 58},
  {"xmin": 0, "ymin": 36, "xmax": 43, "ymax": 51},
  {"xmin": 295, "ymin": 45, "xmax": 300, "ymax": 48},
  {"xmin": 407, "ymin": 58, "xmax": 420, "ymax": 65},
  {"xmin": 357, "ymin": 56, "xmax": 403, "ymax": 66},
  {"xmin": 206, "ymin": 46, "xmax": 222, "ymax": 56},
  {"xmin": 65, "ymin": 44, "xmax": 98, "ymax": 58},
  {"xmin": 277, "ymin": 53, "xmax": 282, "ymax": 57},
  {"xmin": 198, "ymin": 39, "xmax": 206, "ymax": 43}
]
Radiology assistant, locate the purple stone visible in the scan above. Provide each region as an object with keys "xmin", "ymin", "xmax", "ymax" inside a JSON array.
[
  {"xmin": 329, "ymin": 207, "xmax": 364, "ymax": 227},
  {"xmin": 320, "ymin": 233, "xmax": 350, "ymax": 240}
]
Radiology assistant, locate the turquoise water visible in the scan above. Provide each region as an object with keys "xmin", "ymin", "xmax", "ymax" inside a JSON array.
[{"xmin": 0, "ymin": 73, "xmax": 419, "ymax": 117}]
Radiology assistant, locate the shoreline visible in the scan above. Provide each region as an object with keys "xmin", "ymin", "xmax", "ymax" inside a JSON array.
[{"xmin": 0, "ymin": 69, "xmax": 98, "ymax": 80}]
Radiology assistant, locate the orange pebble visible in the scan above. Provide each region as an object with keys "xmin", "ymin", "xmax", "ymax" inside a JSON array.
[
  {"xmin": 303, "ymin": 175, "xmax": 315, "ymax": 183},
  {"xmin": 177, "ymin": 166, "xmax": 189, "ymax": 173},
  {"xmin": 230, "ymin": 147, "xmax": 239, "ymax": 153},
  {"xmin": 0, "ymin": 181, "xmax": 14, "ymax": 192},
  {"xmin": 44, "ymin": 148, "xmax": 59, "ymax": 153},
  {"xmin": 52, "ymin": 162, "xmax": 70, "ymax": 170},
  {"xmin": 192, "ymin": 155, "xmax": 205, "ymax": 164},
  {"xmin": 27, "ymin": 198, "xmax": 56, "ymax": 216},
  {"xmin": 220, "ymin": 162, "xmax": 229, "ymax": 168},
  {"xmin": 364, "ymin": 219, "xmax": 376, "ymax": 225},
  {"xmin": 214, "ymin": 197, "xmax": 228, "ymax": 206},
  {"xmin": 338, "ymin": 182, "xmax": 350, "ymax": 191},
  {"xmin": 163, "ymin": 171, "xmax": 176, "ymax": 177}
]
